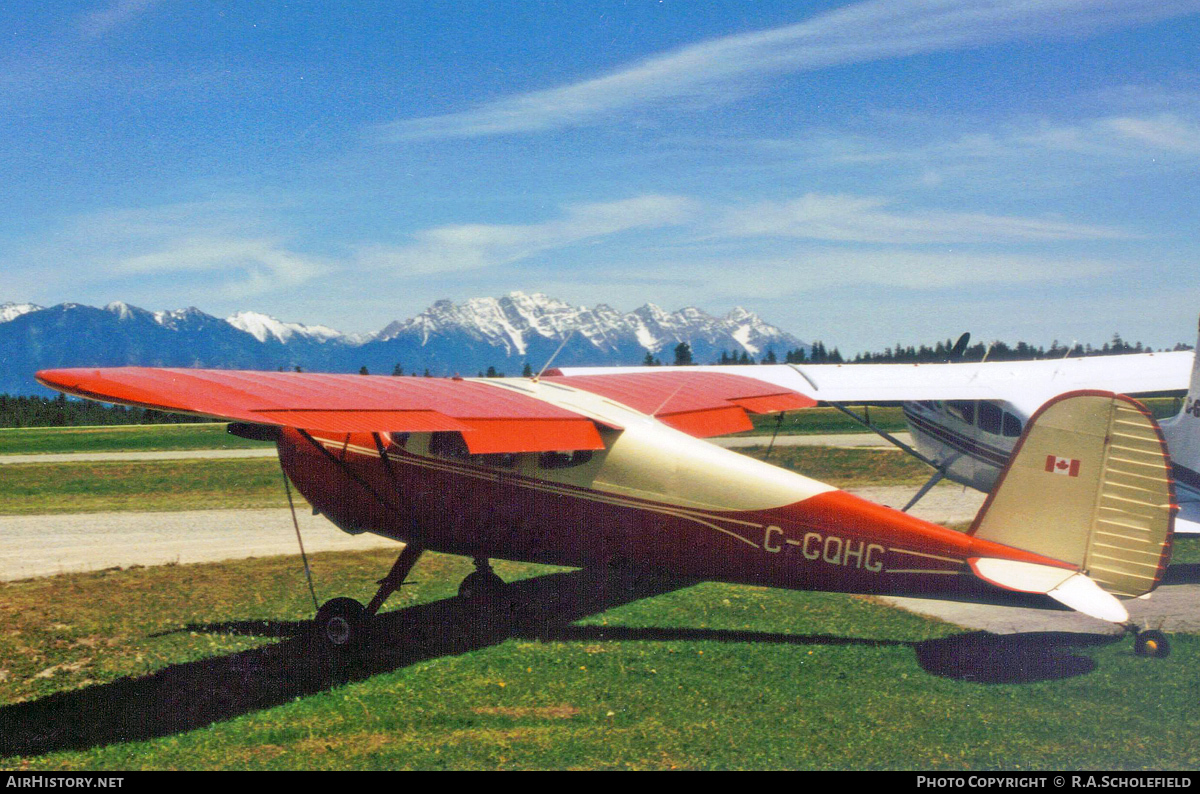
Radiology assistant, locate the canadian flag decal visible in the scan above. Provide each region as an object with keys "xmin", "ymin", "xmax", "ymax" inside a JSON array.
[{"xmin": 1045, "ymin": 455, "xmax": 1081, "ymax": 476}]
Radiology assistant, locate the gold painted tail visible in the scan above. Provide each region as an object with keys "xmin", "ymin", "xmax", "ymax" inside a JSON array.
[{"xmin": 970, "ymin": 392, "xmax": 1175, "ymax": 598}]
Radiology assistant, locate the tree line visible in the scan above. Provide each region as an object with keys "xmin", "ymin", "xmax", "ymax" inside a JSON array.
[{"xmin": 0, "ymin": 393, "xmax": 210, "ymax": 429}]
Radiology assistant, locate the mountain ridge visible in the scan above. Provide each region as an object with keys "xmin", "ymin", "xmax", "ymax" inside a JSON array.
[{"xmin": 0, "ymin": 292, "xmax": 806, "ymax": 395}]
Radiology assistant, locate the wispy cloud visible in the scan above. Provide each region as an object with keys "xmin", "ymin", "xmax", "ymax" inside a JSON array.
[
  {"xmin": 379, "ymin": 0, "xmax": 1200, "ymax": 141},
  {"xmin": 596, "ymin": 250, "xmax": 1121, "ymax": 302},
  {"xmin": 114, "ymin": 237, "xmax": 327, "ymax": 297},
  {"xmin": 1099, "ymin": 114, "xmax": 1200, "ymax": 154},
  {"xmin": 718, "ymin": 194, "xmax": 1133, "ymax": 244},
  {"xmin": 12, "ymin": 199, "xmax": 330, "ymax": 300},
  {"xmin": 357, "ymin": 195, "xmax": 698, "ymax": 276},
  {"xmin": 77, "ymin": 0, "xmax": 165, "ymax": 39}
]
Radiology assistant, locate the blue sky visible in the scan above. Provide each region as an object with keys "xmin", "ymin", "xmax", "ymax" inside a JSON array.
[{"xmin": 3, "ymin": 0, "xmax": 1200, "ymax": 354}]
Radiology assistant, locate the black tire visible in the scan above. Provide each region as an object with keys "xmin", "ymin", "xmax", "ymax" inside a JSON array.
[
  {"xmin": 314, "ymin": 597, "xmax": 367, "ymax": 651},
  {"xmin": 458, "ymin": 569, "xmax": 505, "ymax": 602},
  {"xmin": 1134, "ymin": 629, "xmax": 1170, "ymax": 659}
]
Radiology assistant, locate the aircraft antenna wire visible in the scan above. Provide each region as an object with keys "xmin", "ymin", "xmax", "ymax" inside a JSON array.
[{"xmin": 533, "ymin": 329, "xmax": 575, "ymax": 382}]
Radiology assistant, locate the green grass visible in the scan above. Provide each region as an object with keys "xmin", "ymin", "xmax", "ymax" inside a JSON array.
[
  {"xmin": 1, "ymin": 546, "xmax": 1197, "ymax": 770},
  {"xmin": 740, "ymin": 445, "xmax": 931, "ymax": 487},
  {"xmin": 1, "ymin": 418, "xmax": 1196, "ymax": 769},
  {"xmin": 744, "ymin": 406, "xmax": 908, "ymax": 435},
  {"xmin": 0, "ymin": 458, "xmax": 297, "ymax": 515},
  {"xmin": 0, "ymin": 423, "xmax": 272, "ymax": 456}
]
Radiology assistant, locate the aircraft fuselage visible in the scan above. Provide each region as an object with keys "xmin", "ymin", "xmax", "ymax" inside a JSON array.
[{"xmin": 277, "ymin": 381, "xmax": 1069, "ymax": 603}]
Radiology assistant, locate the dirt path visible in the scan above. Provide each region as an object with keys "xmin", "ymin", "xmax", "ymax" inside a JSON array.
[{"xmin": 0, "ymin": 508, "xmax": 397, "ymax": 582}]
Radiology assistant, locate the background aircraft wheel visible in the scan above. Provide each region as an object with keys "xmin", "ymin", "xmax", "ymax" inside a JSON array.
[
  {"xmin": 458, "ymin": 569, "xmax": 505, "ymax": 603},
  {"xmin": 314, "ymin": 597, "xmax": 367, "ymax": 651},
  {"xmin": 1134, "ymin": 629, "xmax": 1170, "ymax": 659}
]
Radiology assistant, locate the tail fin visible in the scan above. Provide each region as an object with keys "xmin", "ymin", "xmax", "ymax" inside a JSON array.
[
  {"xmin": 1160, "ymin": 316, "xmax": 1200, "ymax": 533},
  {"xmin": 968, "ymin": 392, "xmax": 1175, "ymax": 620}
]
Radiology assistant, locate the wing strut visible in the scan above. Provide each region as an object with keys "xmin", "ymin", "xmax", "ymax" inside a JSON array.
[
  {"xmin": 900, "ymin": 469, "xmax": 947, "ymax": 512},
  {"xmin": 280, "ymin": 457, "xmax": 320, "ymax": 613},
  {"xmin": 828, "ymin": 402, "xmax": 957, "ymax": 512},
  {"xmin": 297, "ymin": 429, "xmax": 401, "ymax": 514},
  {"xmin": 827, "ymin": 402, "xmax": 942, "ymax": 469},
  {"xmin": 764, "ymin": 412, "xmax": 785, "ymax": 460}
]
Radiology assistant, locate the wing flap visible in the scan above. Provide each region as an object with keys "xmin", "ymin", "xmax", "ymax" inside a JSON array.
[
  {"xmin": 659, "ymin": 406, "xmax": 754, "ymax": 437},
  {"xmin": 459, "ymin": 418, "xmax": 605, "ymax": 454}
]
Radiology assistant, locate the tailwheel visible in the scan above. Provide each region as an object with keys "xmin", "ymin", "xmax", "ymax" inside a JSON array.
[
  {"xmin": 314, "ymin": 597, "xmax": 367, "ymax": 652},
  {"xmin": 1134, "ymin": 629, "xmax": 1170, "ymax": 659}
]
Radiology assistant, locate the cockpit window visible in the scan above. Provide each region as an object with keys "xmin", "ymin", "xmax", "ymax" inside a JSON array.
[
  {"xmin": 977, "ymin": 402, "xmax": 1003, "ymax": 435},
  {"xmin": 429, "ymin": 431, "xmax": 470, "ymax": 459},
  {"xmin": 1002, "ymin": 412, "xmax": 1023, "ymax": 438},
  {"xmin": 538, "ymin": 450, "xmax": 594, "ymax": 470},
  {"xmin": 429, "ymin": 432, "xmax": 518, "ymax": 468},
  {"xmin": 944, "ymin": 401, "xmax": 975, "ymax": 425}
]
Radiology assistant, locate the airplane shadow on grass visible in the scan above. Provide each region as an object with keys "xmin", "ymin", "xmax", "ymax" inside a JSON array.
[{"xmin": 0, "ymin": 568, "xmax": 1123, "ymax": 759}]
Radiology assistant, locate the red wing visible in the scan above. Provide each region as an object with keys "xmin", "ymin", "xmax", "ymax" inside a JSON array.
[
  {"xmin": 543, "ymin": 370, "xmax": 814, "ymax": 437},
  {"xmin": 36, "ymin": 367, "xmax": 605, "ymax": 454}
]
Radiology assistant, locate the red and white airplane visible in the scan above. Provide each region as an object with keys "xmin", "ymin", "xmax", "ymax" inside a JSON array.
[{"xmin": 36, "ymin": 356, "xmax": 1179, "ymax": 657}]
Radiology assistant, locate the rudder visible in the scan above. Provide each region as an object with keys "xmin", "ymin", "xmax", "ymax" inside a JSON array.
[{"xmin": 970, "ymin": 391, "xmax": 1175, "ymax": 599}]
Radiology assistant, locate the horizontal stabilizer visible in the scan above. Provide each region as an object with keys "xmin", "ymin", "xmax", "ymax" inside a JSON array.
[
  {"xmin": 1175, "ymin": 517, "xmax": 1200, "ymax": 535},
  {"xmin": 970, "ymin": 557, "xmax": 1128, "ymax": 623},
  {"xmin": 1047, "ymin": 572, "xmax": 1130, "ymax": 624}
]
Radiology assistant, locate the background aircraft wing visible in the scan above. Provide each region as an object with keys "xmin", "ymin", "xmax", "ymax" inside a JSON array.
[
  {"xmin": 555, "ymin": 351, "xmax": 1193, "ymax": 414},
  {"xmin": 35, "ymin": 367, "xmax": 606, "ymax": 454}
]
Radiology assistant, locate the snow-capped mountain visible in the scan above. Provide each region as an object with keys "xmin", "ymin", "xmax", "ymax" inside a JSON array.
[
  {"xmin": 0, "ymin": 302, "xmax": 42, "ymax": 323},
  {"xmin": 226, "ymin": 311, "xmax": 344, "ymax": 345},
  {"xmin": 0, "ymin": 293, "xmax": 806, "ymax": 395},
  {"xmin": 373, "ymin": 292, "xmax": 800, "ymax": 365}
]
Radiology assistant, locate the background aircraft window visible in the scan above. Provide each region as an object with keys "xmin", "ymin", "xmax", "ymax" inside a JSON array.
[
  {"xmin": 539, "ymin": 450, "xmax": 594, "ymax": 470},
  {"xmin": 977, "ymin": 402, "xmax": 1003, "ymax": 434},
  {"xmin": 429, "ymin": 431, "xmax": 470, "ymax": 459},
  {"xmin": 944, "ymin": 401, "xmax": 975, "ymax": 425},
  {"xmin": 387, "ymin": 432, "xmax": 409, "ymax": 451},
  {"xmin": 1002, "ymin": 412, "xmax": 1023, "ymax": 438}
]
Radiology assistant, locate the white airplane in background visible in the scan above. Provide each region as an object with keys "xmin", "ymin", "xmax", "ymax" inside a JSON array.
[{"xmin": 555, "ymin": 320, "xmax": 1200, "ymax": 534}]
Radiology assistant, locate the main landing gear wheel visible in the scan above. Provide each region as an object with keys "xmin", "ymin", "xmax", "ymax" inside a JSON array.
[
  {"xmin": 314, "ymin": 597, "xmax": 367, "ymax": 651},
  {"xmin": 1134, "ymin": 629, "xmax": 1170, "ymax": 659}
]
